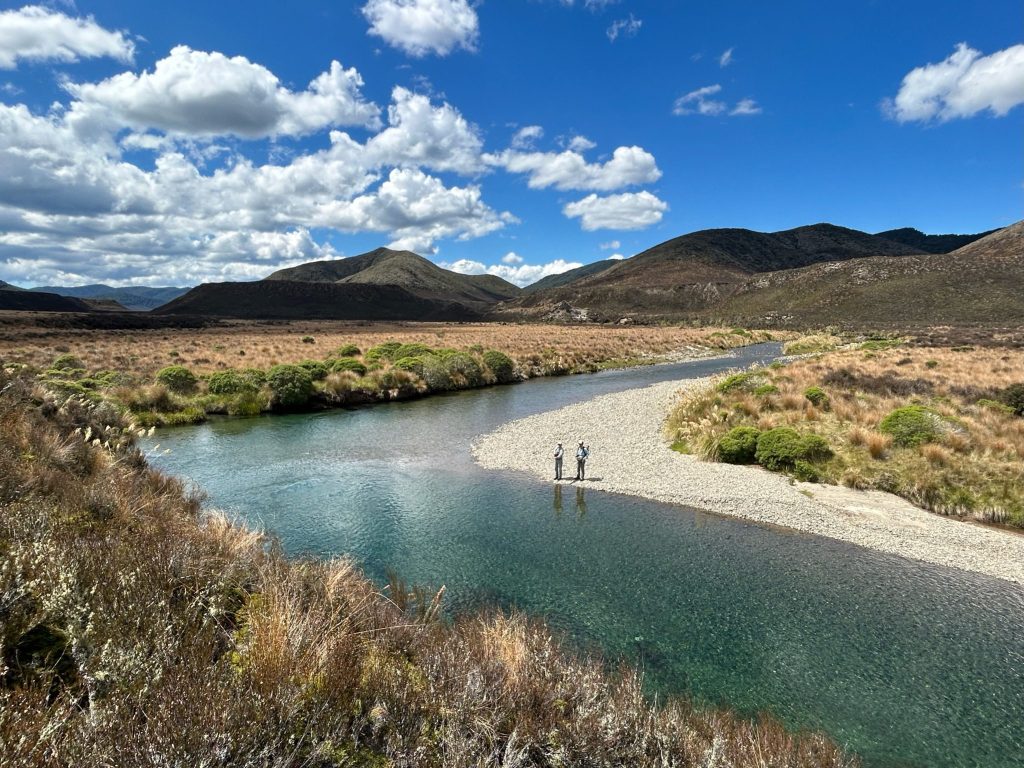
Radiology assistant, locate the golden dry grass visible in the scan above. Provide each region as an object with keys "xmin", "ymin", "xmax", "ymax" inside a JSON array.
[
  {"xmin": 669, "ymin": 344, "xmax": 1024, "ymax": 526},
  {"xmin": 0, "ymin": 317, "xmax": 780, "ymax": 377}
]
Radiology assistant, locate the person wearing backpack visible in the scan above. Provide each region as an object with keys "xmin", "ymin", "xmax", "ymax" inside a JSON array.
[{"xmin": 575, "ymin": 440, "xmax": 589, "ymax": 481}]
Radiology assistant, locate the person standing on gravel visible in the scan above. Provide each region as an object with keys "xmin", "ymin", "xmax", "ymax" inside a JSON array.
[
  {"xmin": 575, "ymin": 440, "xmax": 589, "ymax": 481},
  {"xmin": 553, "ymin": 442, "xmax": 564, "ymax": 480}
]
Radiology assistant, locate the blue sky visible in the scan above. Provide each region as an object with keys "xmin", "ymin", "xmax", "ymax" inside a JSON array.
[{"xmin": 0, "ymin": 0, "xmax": 1021, "ymax": 287}]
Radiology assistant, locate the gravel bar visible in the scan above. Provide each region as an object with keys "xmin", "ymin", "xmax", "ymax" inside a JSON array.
[{"xmin": 472, "ymin": 376, "xmax": 1024, "ymax": 585}]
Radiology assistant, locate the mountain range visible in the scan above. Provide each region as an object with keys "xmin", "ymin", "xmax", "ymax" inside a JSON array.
[
  {"xmin": 29, "ymin": 284, "xmax": 189, "ymax": 311},
  {"xmin": 5, "ymin": 221, "xmax": 1019, "ymax": 327}
]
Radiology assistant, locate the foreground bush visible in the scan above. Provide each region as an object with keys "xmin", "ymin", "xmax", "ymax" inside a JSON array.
[
  {"xmin": 719, "ymin": 426, "xmax": 761, "ymax": 464},
  {"xmin": 266, "ymin": 364, "xmax": 314, "ymax": 409},
  {"xmin": 755, "ymin": 428, "xmax": 833, "ymax": 471},
  {"xmin": 0, "ymin": 371, "xmax": 856, "ymax": 767},
  {"xmin": 155, "ymin": 365, "xmax": 198, "ymax": 394},
  {"xmin": 207, "ymin": 369, "xmax": 259, "ymax": 395},
  {"xmin": 879, "ymin": 405, "xmax": 941, "ymax": 447},
  {"xmin": 482, "ymin": 349, "xmax": 516, "ymax": 383}
]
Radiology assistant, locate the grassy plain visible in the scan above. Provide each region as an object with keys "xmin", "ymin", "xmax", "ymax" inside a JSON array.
[{"xmin": 0, "ymin": 316, "xmax": 777, "ymax": 376}]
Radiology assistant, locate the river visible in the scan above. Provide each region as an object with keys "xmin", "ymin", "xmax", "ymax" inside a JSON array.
[{"xmin": 147, "ymin": 343, "xmax": 1024, "ymax": 768}]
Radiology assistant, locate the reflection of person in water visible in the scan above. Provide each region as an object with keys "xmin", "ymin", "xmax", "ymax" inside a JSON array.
[
  {"xmin": 575, "ymin": 486, "xmax": 587, "ymax": 517},
  {"xmin": 553, "ymin": 483, "xmax": 563, "ymax": 514}
]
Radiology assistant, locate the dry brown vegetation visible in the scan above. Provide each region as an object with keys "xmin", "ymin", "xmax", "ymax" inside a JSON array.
[
  {"xmin": 668, "ymin": 341, "xmax": 1024, "ymax": 527},
  {"xmin": 0, "ymin": 369, "xmax": 856, "ymax": 767},
  {"xmin": 0, "ymin": 317, "xmax": 779, "ymax": 378}
]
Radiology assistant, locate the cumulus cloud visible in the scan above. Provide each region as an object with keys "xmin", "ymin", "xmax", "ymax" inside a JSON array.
[
  {"xmin": 567, "ymin": 135, "xmax": 597, "ymax": 152},
  {"xmin": 65, "ymin": 46, "xmax": 380, "ymax": 139},
  {"xmin": 563, "ymin": 191, "xmax": 667, "ymax": 231},
  {"xmin": 443, "ymin": 256, "xmax": 584, "ymax": 287},
  {"xmin": 607, "ymin": 14, "xmax": 641, "ymax": 42},
  {"xmin": 673, "ymin": 84, "xmax": 760, "ymax": 117},
  {"xmin": 885, "ymin": 42, "xmax": 1024, "ymax": 122},
  {"xmin": 488, "ymin": 145, "xmax": 661, "ymax": 191},
  {"xmin": 501, "ymin": 252, "xmax": 523, "ymax": 264},
  {"xmin": 0, "ymin": 5, "xmax": 134, "ymax": 69},
  {"xmin": 362, "ymin": 0, "xmax": 479, "ymax": 57},
  {"xmin": 510, "ymin": 124, "xmax": 544, "ymax": 149}
]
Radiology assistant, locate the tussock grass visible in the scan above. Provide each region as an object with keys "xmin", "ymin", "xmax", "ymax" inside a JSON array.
[
  {"xmin": 668, "ymin": 346, "xmax": 1024, "ymax": 527},
  {"xmin": 0, "ymin": 369, "xmax": 856, "ymax": 766}
]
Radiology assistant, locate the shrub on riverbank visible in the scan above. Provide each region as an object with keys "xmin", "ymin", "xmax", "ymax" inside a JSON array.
[
  {"xmin": 667, "ymin": 347, "xmax": 1024, "ymax": 527},
  {"xmin": 0, "ymin": 369, "xmax": 857, "ymax": 767},
  {"xmin": 267, "ymin": 364, "xmax": 314, "ymax": 408}
]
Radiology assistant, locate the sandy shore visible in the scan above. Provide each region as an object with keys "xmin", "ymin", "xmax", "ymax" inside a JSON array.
[{"xmin": 472, "ymin": 377, "xmax": 1024, "ymax": 585}]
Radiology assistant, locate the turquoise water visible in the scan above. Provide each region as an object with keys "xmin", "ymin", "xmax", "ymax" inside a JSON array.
[{"xmin": 148, "ymin": 344, "xmax": 1024, "ymax": 768}]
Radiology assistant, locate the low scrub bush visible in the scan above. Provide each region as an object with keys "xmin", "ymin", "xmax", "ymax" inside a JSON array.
[
  {"xmin": 716, "ymin": 371, "xmax": 762, "ymax": 394},
  {"xmin": 804, "ymin": 385, "xmax": 829, "ymax": 408},
  {"xmin": 266, "ymin": 364, "xmax": 314, "ymax": 409},
  {"xmin": 207, "ymin": 370, "xmax": 258, "ymax": 395},
  {"xmin": 482, "ymin": 350, "xmax": 516, "ymax": 383},
  {"xmin": 156, "ymin": 365, "xmax": 198, "ymax": 395},
  {"xmin": 755, "ymin": 428, "xmax": 833, "ymax": 471},
  {"xmin": 226, "ymin": 390, "xmax": 265, "ymax": 417},
  {"xmin": 364, "ymin": 341, "xmax": 403, "ymax": 363},
  {"xmin": 783, "ymin": 334, "xmax": 840, "ymax": 355},
  {"xmin": 117, "ymin": 383, "xmax": 176, "ymax": 413},
  {"xmin": 442, "ymin": 352, "xmax": 484, "ymax": 388},
  {"xmin": 328, "ymin": 358, "xmax": 367, "ymax": 376},
  {"xmin": 879, "ymin": 405, "xmax": 941, "ymax": 447},
  {"xmin": 718, "ymin": 426, "xmax": 761, "ymax": 464},
  {"xmin": 393, "ymin": 343, "xmax": 434, "ymax": 360},
  {"xmin": 334, "ymin": 343, "xmax": 361, "ymax": 357},
  {"xmin": 999, "ymin": 383, "xmax": 1024, "ymax": 416},
  {"xmin": 298, "ymin": 359, "xmax": 329, "ymax": 381},
  {"xmin": 393, "ymin": 356, "xmax": 429, "ymax": 376},
  {"xmin": 51, "ymin": 352, "xmax": 85, "ymax": 371}
]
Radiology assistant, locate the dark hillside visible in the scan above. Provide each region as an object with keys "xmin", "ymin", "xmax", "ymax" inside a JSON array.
[{"xmin": 875, "ymin": 227, "xmax": 995, "ymax": 254}]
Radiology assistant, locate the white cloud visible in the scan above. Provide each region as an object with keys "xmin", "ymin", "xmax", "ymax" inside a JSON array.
[
  {"xmin": 365, "ymin": 86, "xmax": 484, "ymax": 173},
  {"xmin": 0, "ymin": 5, "xmax": 134, "ymax": 69},
  {"xmin": 886, "ymin": 42, "xmax": 1024, "ymax": 122},
  {"xmin": 607, "ymin": 14, "xmax": 641, "ymax": 42},
  {"xmin": 673, "ymin": 84, "xmax": 726, "ymax": 116},
  {"xmin": 511, "ymin": 124, "xmax": 544, "ymax": 149},
  {"xmin": 488, "ymin": 145, "xmax": 661, "ymax": 191},
  {"xmin": 731, "ymin": 98, "xmax": 762, "ymax": 116},
  {"xmin": 501, "ymin": 251, "xmax": 523, "ymax": 264},
  {"xmin": 362, "ymin": 0, "xmax": 479, "ymax": 57},
  {"xmin": 719, "ymin": 47, "xmax": 734, "ymax": 67},
  {"xmin": 443, "ymin": 256, "xmax": 584, "ymax": 287},
  {"xmin": 673, "ymin": 84, "xmax": 760, "ymax": 117},
  {"xmin": 608, "ymin": 252, "xmax": 625, "ymax": 260},
  {"xmin": 599, "ymin": 239, "xmax": 620, "ymax": 249},
  {"xmin": 567, "ymin": 134, "xmax": 597, "ymax": 152},
  {"xmin": 65, "ymin": 46, "xmax": 380, "ymax": 139},
  {"xmin": 563, "ymin": 191, "xmax": 667, "ymax": 231}
]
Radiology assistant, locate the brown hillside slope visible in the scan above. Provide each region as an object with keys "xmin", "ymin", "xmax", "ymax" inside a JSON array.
[
  {"xmin": 156, "ymin": 280, "xmax": 481, "ymax": 321},
  {"xmin": 712, "ymin": 221, "xmax": 1024, "ymax": 326},
  {"xmin": 506, "ymin": 224, "xmax": 926, "ymax": 317},
  {"xmin": 266, "ymin": 247, "xmax": 520, "ymax": 305}
]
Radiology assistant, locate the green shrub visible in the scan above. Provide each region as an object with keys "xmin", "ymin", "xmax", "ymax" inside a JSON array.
[
  {"xmin": 442, "ymin": 352, "xmax": 484, "ymax": 388},
  {"xmin": 393, "ymin": 343, "xmax": 435, "ymax": 360},
  {"xmin": 334, "ymin": 343, "xmax": 361, "ymax": 357},
  {"xmin": 207, "ymin": 370, "xmax": 258, "ymax": 396},
  {"xmin": 792, "ymin": 460, "xmax": 821, "ymax": 483},
  {"xmin": 879, "ymin": 405, "xmax": 941, "ymax": 447},
  {"xmin": 804, "ymin": 386, "xmax": 829, "ymax": 408},
  {"xmin": 718, "ymin": 426, "xmax": 761, "ymax": 464},
  {"xmin": 977, "ymin": 398, "xmax": 1014, "ymax": 415},
  {"xmin": 45, "ymin": 379, "xmax": 95, "ymax": 400},
  {"xmin": 298, "ymin": 359, "xmax": 329, "ymax": 381},
  {"xmin": 266, "ymin": 364, "xmax": 313, "ymax": 408},
  {"xmin": 859, "ymin": 338, "xmax": 903, "ymax": 351},
  {"xmin": 782, "ymin": 334, "xmax": 840, "ymax": 355},
  {"xmin": 226, "ymin": 390, "xmax": 265, "ymax": 417},
  {"xmin": 393, "ymin": 356, "xmax": 428, "ymax": 376},
  {"xmin": 156, "ymin": 365, "xmax": 198, "ymax": 394},
  {"xmin": 328, "ymin": 358, "xmax": 367, "ymax": 376},
  {"xmin": 117, "ymin": 384, "xmax": 176, "ymax": 413},
  {"xmin": 998, "ymin": 383, "xmax": 1024, "ymax": 416},
  {"xmin": 753, "ymin": 384, "xmax": 779, "ymax": 397},
  {"xmin": 301, "ymin": 336, "xmax": 315, "ymax": 344},
  {"xmin": 716, "ymin": 372, "xmax": 762, "ymax": 394},
  {"xmin": 755, "ymin": 428, "xmax": 833, "ymax": 471},
  {"xmin": 925, "ymin": 360, "xmax": 939, "ymax": 369},
  {"xmin": 241, "ymin": 368, "xmax": 266, "ymax": 387},
  {"xmin": 52, "ymin": 353, "xmax": 85, "ymax": 371},
  {"xmin": 365, "ymin": 342, "xmax": 403, "ymax": 363},
  {"xmin": 482, "ymin": 350, "xmax": 516, "ymax": 384}
]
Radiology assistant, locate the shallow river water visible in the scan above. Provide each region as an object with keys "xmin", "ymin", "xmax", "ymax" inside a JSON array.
[{"xmin": 148, "ymin": 343, "xmax": 1024, "ymax": 768}]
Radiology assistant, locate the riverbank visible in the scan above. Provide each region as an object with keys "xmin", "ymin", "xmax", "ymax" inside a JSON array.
[{"xmin": 472, "ymin": 377, "xmax": 1024, "ymax": 585}]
